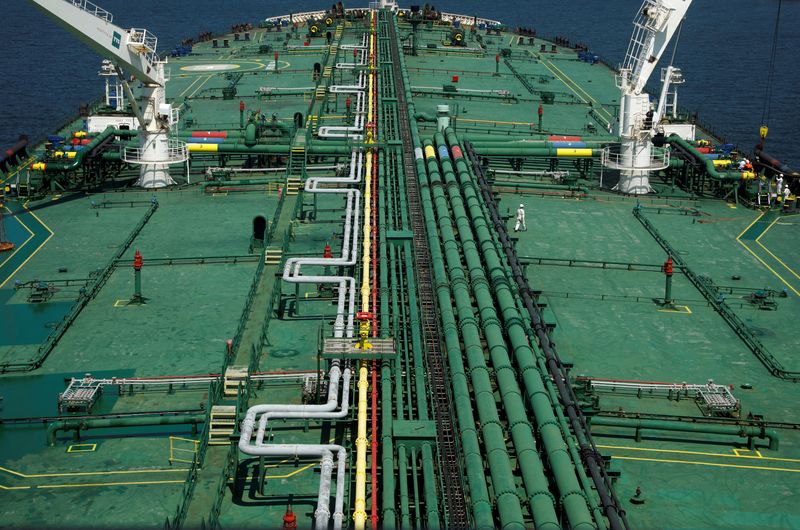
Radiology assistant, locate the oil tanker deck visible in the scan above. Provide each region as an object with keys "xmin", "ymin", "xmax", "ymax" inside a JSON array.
[{"xmin": 0, "ymin": 1, "xmax": 798, "ymax": 529}]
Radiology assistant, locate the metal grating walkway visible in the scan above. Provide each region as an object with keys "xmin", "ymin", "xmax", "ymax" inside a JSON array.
[{"xmin": 387, "ymin": 16, "xmax": 469, "ymax": 529}]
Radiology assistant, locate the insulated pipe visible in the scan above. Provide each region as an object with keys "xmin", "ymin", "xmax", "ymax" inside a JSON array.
[
  {"xmin": 239, "ymin": 442, "xmax": 348, "ymax": 530},
  {"xmin": 47, "ymin": 413, "xmax": 204, "ymax": 446},
  {"xmin": 240, "ymin": 369, "xmax": 352, "ymax": 530},
  {"xmin": 417, "ymin": 143, "xmax": 526, "ymax": 530},
  {"xmin": 590, "ymin": 417, "xmax": 779, "ymax": 451},
  {"xmin": 441, "ymin": 132, "xmax": 597, "ymax": 530},
  {"xmin": 425, "ymin": 139, "xmax": 565, "ymax": 530}
]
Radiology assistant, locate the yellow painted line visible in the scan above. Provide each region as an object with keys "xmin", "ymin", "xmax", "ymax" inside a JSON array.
[
  {"xmin": 657, "ymin": 304, "xmax": 692, "ymax": 314},
  {"xmin": 187, "ymin": 75, "xmax": 213, "ymax": 99},
  {"xmin": 1, "ymin": 156, "xmax": 36, "ymax": 184},
  {"xmin": 597, "ymin": 444, "xmax": 800, "ymax": 463},
  {"xmin": 0, "ymin": 484, "xmax": 32, "ymax": 490},
  {"xmin": 0, "ymin": 207, "xmax": 35, "ymax": 270},
  {"xmin": 735, "ymin": 211, "xmax": 800, "ymax": 296},
  {"xmin": 178, "ymin": 75, "xmax": 202, "ymax": 98},
  {"xmin": 0, "ymin": 208, "xmax": 55, "ymax": 288},
  {"xmin": 611, "ymin": 455, "xmax": 800, "ymax": 473},
  {"xmin": 229, "ymin": 462, "xmax": 317, "ymax": 481},
  {"xmin": 536, "ymin": 54, "xmax": 614, "ymax": 122},
  {"xmin": 0, "ymin": 466, "xmax": 189, "ymax": 478},
  {"xmin": 733, "ymin": 448, "xmax": 762, "ymax": 458},
  {"xmin": 755, "ymin": 216, "xmax": 800, "ymax": 282},
  {"xmin": 38, "ymin": 479, "xmax": 185, "ymax": 489}
]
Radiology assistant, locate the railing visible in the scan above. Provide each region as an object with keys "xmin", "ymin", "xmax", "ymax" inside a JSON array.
[
  {"xmin": 123, "ymin": 138, "xmax": 188, "ymax": 165},
  {"xmin": 128, "ymin": 28, "xmax": 159, "ymax": 65},
  {"xmin": 69, "ymin": 0, "xmax": 112, "ymax": 23},
  {"xmin": 204, "ymin": 443, "xmax": 239, "ymax": 530},
  {"xmin": 601, "ymin": 145, "xmax": 670, "ymax": 171},
  {"xmin": 0, "ymin": 201, "xmax": 158, "ymax": 373},
  {"xmin": 633, "ymin": 206, "xmax": 800, "ymax": 382}
]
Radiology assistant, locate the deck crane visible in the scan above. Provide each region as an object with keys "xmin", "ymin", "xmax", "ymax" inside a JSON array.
[
  {"xmin": 29, "ymin": 0, "xmax": 187, "ymax": 188},
  {"xmin": 602, "ymin": 0, "xmax": 692, "ymax": 194}
]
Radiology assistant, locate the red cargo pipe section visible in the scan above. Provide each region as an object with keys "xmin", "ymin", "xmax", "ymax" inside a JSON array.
[{"xmin": 191, "ymin": 131, "xmax": 228, "ymax": 138}]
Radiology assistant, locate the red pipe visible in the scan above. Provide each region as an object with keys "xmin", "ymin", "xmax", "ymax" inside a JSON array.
[{"xmin": 191, "ymin": 131, "xmax": 229, "ymax": 138}]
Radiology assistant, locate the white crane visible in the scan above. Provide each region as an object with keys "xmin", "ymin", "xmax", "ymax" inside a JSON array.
[
  {"xmin": 29, "ymin": 0, "xmax": 187, "ymax": 188},
  {"xmin": 602, "ymin": 0, "xmax": 692, "ymax": 194}
]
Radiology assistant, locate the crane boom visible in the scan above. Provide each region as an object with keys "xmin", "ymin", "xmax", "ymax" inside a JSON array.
[
  {"xmin": 621, "ymin": 0, "xmax": 691, "ymax": 95},
  {"xmin": 29, "ymin": 0, "xmax": 162, "ymax": 86}
]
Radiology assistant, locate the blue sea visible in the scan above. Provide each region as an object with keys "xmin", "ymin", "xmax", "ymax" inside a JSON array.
[{"xmin": 2, "ymin": 0, "xmax": 798, "ymax": 166}]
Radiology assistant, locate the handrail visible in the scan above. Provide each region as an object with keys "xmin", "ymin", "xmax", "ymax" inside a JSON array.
[{"xmin": 633, "ymin": 206, "xmax": 800, "ymax": 382}]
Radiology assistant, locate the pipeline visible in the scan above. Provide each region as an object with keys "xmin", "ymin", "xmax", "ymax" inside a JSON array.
[
  {"xmin": 31, "ymin": 127, "xmax": 138, "ymax": 172},
  {"xmin": 47, "ymin": 413, "xmax": 204, "ymax": 446},
  {"xmin": 666, "ymin": 134, "xmax": 750, "ymax": 181},
  {"xmin": 462, "ymin": 139, "xmax": 630, "ymax": 530},
  {"xmin": 354, "ymin": 15, "xmax": 377, "ymax": 530},
  {"xmin": 590, "ymin": 416, "xmax": 779, "ymax": 451},
  {"xmin": 0, "ymin": 135, "xmax": 30, "ymax": 174},
  {"xmin": 432, "ymin": 134, "xmax": 594, "ymax": 530},
  {"xmin": 239, "ymin": 28, "xmax": 371, "ymax": 530},
  {"xmin": 186, "ymin": 142, "xmax": 353, "ymax": 155},
  {"xmin": 755, "ymin": 148, "xmax": 800, "ymax": 178},
  {"xmin": 417, "ymin": 142, "xmax": 526, "ymax": 530},
  {"xmin": 465, "ymin": 146, "xmax": 600, "ymax": 157}
]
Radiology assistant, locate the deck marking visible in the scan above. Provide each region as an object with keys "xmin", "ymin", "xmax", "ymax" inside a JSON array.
[
  {"xmin": 67, "ymin": 443, "xmax": 97, "ymax": 453},
  {"xmin": 736, "ymin": 212, "xmax": 800, "ymax": 296},
  {"xmin": 657, "ymin": 304, "xmax": 692, "ymax": 314},
  {"xmin": 534, "ymin": 52, "xmax": 614, "ymax": 123},
  {"xmin": 598, "ymin": 444, "xmax": 800, "ymax": 463},
  {"xmin": 0, "ymin": 466, "xmax": 189, "ymax": 478},
  {"xmin": 37, "ymin": 479, "xmax": 185, "ymax": 489},
  {"xmin": 1, "ymin": 156, "xmax": 36, "ymax": 184},
  {"xmin": 755, "ymin": 215, "xmax": 800, "ymax": 282},
  {"xmin": 0, "ymin": 206, "xmax": 35, "ymax": 270},
  {"xmin": 0, "ymin": 206, "xmax": 53, "ymax": 288},
  {"xmin": 611, "ymin": 455, "xmax": 800, "ymax": 473}
]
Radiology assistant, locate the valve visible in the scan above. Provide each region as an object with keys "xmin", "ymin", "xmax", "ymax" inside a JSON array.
[
  {"xmin": 323, "ymin": 243, "xmax": 333, "ymax": 259},
  {"xmin": 354, "ymin": 311, "xmax": 374, "ymax": 350},
  {"xmin": 662, "ymin": 256, "xmax": 673, "ymax": 276}
]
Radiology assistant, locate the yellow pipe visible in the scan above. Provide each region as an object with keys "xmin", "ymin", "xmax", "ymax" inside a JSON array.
[
  {"xmin": 353, "ymin": 13, "xmax": 376, "ymax": 530},
  {"xmin": 187, "ymin": 143, "xmax": 219, "ymax": 152},
  {"xmin": 556, "ymin": 147, "xmax": 593, "ymax": 157}
]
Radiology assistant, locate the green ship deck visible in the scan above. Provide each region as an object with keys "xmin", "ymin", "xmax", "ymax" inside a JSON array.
[{"xmin": 1, "ymin": 5, "xmax": 799, "ymax": 530}]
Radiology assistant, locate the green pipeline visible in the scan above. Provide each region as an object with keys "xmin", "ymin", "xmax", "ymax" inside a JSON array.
[
  {"xmin": 47, "ymin": 413, "xmax": 205, "ymax": 446},
  {"xmin": 590, "ymin": 416, "xmax": 779, "ymax": 451},
  {"xmin": 467, "ymin": 146, "xmax": 601, "ymax": 157},
  {"xmin": 425, "ymin": 138, "xmax": 562, "ymax": 530},
  {"xmin": 667, "ymin": 134, "xmax": 745, "ymax": 181},
  {"xmin": 412, "ymin": 130, "xmax": 497, "ymax": 530},
  {"xmin": 433, "ymin": 132, "xmax": 597, "ymax": 530},
  {"xmin": 34, "ymin": 127, "xmax": 138, "ymax": 172}
]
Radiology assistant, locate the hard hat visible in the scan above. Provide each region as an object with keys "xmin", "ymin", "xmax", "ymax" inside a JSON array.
[
  {"xmin": 779, "ymin": 173, "xmax": 784, "ymax": 177},
  {"xmin": 519, "ymin": 204, "xmax": 524, "ymax": 208}
]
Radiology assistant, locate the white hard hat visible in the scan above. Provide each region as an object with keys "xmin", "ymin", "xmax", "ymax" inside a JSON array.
[
  {"xmin": 519, "ymin": 204, "xmax": 524, "ymax": 208},
  {"xmin": 779, "ymin": 173, "xmax": 784, "ymax": 177}
]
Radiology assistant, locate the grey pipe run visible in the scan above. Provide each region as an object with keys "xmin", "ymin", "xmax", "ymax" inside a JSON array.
[
  {"xmin": 46, "ymin": 413, "xmax": 204, "ymax": 446},
  {"xmin": 431, "ymin": 133, "xmax": 596, "ymax": 530},
  {"xmin": 461, "ymin": 138, "xmax": 630, "ymax": 530},
  {"xmin": 590, "ymin": 416, "xmax": 779, "ymax": 451},
  {"xmin": 240, "ymin": 32, "xmax": 368, "ymax": 530}
]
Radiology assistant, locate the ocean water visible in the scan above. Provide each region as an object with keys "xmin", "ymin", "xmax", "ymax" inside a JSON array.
[{"xmin": 2, "ymin": 0, "xmax": 798, "ymax": 166}]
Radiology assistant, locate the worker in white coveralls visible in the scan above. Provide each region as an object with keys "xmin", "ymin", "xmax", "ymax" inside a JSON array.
[{"xmin": 515, "ymin": 204, "xmax": 526, "ymax": 232}]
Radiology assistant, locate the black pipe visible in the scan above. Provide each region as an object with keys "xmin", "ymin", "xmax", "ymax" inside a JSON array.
[
  {"xmin": 0, "ymin": 135, "xmax": 29, "ymax": 173},
  {"xmin": 754, "ymin": 148, "xmax": 799, "ymax": 178},
  {"xmin": 464, "ymin": 140, "xmax": 630, "ymax": 530}
]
